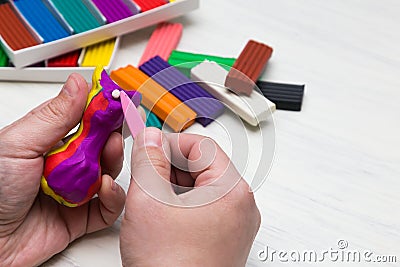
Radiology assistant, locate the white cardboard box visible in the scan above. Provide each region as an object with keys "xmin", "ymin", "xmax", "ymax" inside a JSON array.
[
  {"xmin": 0, "ymin": 37, "xmax": 120, "ymax": 82},
  {"xmin": 0, "ymin": 0, "xmax": 199, "ymax": 68}
]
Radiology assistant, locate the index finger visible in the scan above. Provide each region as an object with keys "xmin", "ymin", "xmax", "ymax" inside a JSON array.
[
  {"xmin": 164, "ymin": 133, "xmax": 243, "ymax": 206},
  {"xmin": 165, "ymin": 133, "xmax": 238, "ymax": 187}
]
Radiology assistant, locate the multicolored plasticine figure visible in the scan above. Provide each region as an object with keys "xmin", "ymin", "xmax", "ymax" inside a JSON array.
[{"xmin": 41, "ymin": 67, "xmax": 140, "ymax": 207}]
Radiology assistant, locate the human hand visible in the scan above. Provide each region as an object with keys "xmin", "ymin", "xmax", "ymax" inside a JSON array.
[
  {"xmin": 0, "ymin": 74, "xmax": 126, "ymax": 266},
  {"xmin": 120, "ymin": 128, "xmax": 261, "ymax": 267}
]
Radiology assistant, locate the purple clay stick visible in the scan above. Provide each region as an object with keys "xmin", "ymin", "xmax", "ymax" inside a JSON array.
[
  {"xmin": 92, "ymin": 0, "xmax": 134, "ymax": 23},
  {"xmin": 139, "ymin": 56, "xmax": 225, "ymax": 126}
]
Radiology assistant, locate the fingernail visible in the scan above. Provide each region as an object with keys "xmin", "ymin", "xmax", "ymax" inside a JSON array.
[
  {"xmin": 111, "ymin": 180, "xmax": 118, "ymax": 191},
  {"xmin": 137, "ymin": 128, "xmax": 163, "ymax": 148},
  {"xmin": 62, "ymin": 75, "xmax": 79, "ymax": 97}
]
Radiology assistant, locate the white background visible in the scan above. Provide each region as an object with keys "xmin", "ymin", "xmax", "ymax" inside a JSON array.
[{"xmin": 1, "ymin": 0, "xmax": 399, "ymax": 266}]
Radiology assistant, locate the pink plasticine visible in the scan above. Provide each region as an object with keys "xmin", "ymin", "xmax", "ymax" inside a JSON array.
[{"xmin": 138, "ymin": 22, "xmax": 183, "ymax": 66}]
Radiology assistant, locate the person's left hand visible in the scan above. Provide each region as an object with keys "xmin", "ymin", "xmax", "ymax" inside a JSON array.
[{"xmin": 0, "ymin": 74, "xmax": 126, "ymax": 266}]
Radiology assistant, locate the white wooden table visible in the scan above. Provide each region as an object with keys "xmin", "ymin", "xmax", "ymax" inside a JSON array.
[{"xmin": 1, "ymin": 0, "xmax": 399, "ymax": 266}]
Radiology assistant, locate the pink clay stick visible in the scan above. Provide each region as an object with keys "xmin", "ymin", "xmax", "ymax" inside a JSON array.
[{"xmin": 138, "ymin": 22, "xmax": 183, "ymax": 66}]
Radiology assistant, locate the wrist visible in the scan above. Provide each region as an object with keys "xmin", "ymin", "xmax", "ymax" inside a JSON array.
[{"xmin": 121, "ymin": 247, "xmax": 237, "ymax": 267}]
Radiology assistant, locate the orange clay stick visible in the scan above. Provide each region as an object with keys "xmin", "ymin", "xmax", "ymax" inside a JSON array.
[{"xmin": 111, "ymin": 65, "xmax": 196, "ymax": 132}]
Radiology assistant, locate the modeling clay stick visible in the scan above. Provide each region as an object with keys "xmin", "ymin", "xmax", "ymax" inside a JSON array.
[
  {"xmin": 256, "ymin": 81, "xmax": 305, "ymax": 111},
  {"xmin": 0, "ymin": 3, "xmax": 24, "ymax": 48},
  {"xmin": 142, "ymin": 106, "xmax": 162, "ymax": 129},
  {"xmin": 116, "ymin": 0, "xmax": 138, "ymax": 18},
  {"xmin": 85, "ymin": 0, "xmax": 107, "ymax": 25},
  {"xmin": 111, "ymin": 65, "xmax": 196, "ymax": 132},
  {"xmin": 10, "ymin": 8, "xmax": 32, "ymax": 48},
  {"xmin": 41, "ymin": 67, "xmax": 140, "ymax": 207},
  {"xmin": 140, "ymin": 56, "xmax": 225, "ymax": 126},
  {"xmin": 47, "ymin": 50, "xmax": 81, "ymax": 67},
  {"xmin": 0, "ymin": 46, "xmax": 8, "ymax": 67},
  {"xmin": 168, "ymin": 50, "xmax": 236, "ymax": 77},
  {"xmin": 80, "ymin": 39, "xmax": 115, "ymax": 67},
  {"xmin": 42, "ymin": 0, "xmax": 74, "ymax": 34},
  {"xmin": 225, "ymin": 40, "xmax": 273, "ymax": 96},
  {"xmin": 121, "ymin": 0, "xmax": 140, "ymax": 14},
  {"xmin": 79, "ymin": 39, "xmax": 114, "ymax": 67},
  {"xmin": 138, "ymin": 22, "xmax": 182, "ymax": 66},
  {"xmin": 191, "ymin": 61, "xmax": 275, "ymax": 126},
  {"xmin": 157, "ymin": 24, "xmax": 181, "ymax": 62},
  {"xmin": 49, "ymin": 0, "xmax": 103, "ymax": 33},
  {"xmin": 92, "ymin": 0, "xmax": 134, "ymax": 23},
  {"xmin": 175, "ymin": 52, "xmax": 236, "ymax": 67},
  {"xmin": 132, "ymin": 0, "xmax": 166, "ymax": 12},
  {"xmin": 14, "ymin": 0, "xmax": 70, "ymax": 43},
  {"xmin": 0, "ymin": 2, "xmax": 40, "ymax": 50},
  {"xmin": 111, "ymin": 0, "xmax": 136, "ymax": 20}
]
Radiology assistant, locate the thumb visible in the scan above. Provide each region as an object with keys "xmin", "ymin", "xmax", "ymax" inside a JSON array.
[
  {"xmin": 128, "ymin": 128, "xmax": 175, "ymax": 203},
  {"xmin": 1, "ymin": 74, "xmax": 89, "ymax": 158}
]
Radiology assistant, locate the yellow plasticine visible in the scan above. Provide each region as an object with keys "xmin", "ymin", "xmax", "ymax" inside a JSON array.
[
  {"xmin": 40, "ymin": 178, "xmax": 78, "ymax": 207},
  {"xmin": 81, "ymin": 39, "xmax": 115, "ymax": 67},
  {"xmin": 86, "ymin": 66, "xmax": 103, "ymax": 107}
]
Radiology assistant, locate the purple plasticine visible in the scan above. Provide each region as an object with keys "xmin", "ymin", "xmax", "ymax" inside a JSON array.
[
  {"xmin": 139, "ymin": 56, "xmax": 225, "ymax": 126},
  {"xmin": 92, "ymin": 0, "xmax": 134, "ymax": 23},
  {"xmin": 42, "ymin": 69, "xmax": 140, "ymax": 206}
]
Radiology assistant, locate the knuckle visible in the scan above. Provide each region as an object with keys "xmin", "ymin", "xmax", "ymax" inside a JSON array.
[
  {"xmin": 134, "ymin": 147, "xmax": 170, "ymax": 171},
  {"xmin": 33, "ymin": 98, "xmax": 69, "ymax": 127},
  {"xmin": 199, "ymin": 136, "xmax": 219, "ymax": 151},
  {"xmin": 229, "ymin": 179, "xmax": 257, "ymax": 206}
]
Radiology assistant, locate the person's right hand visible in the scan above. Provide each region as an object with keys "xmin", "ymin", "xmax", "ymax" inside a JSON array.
[{"xmin": 120, "ymin": 128, "xmax": 261, "ymax": 267}]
